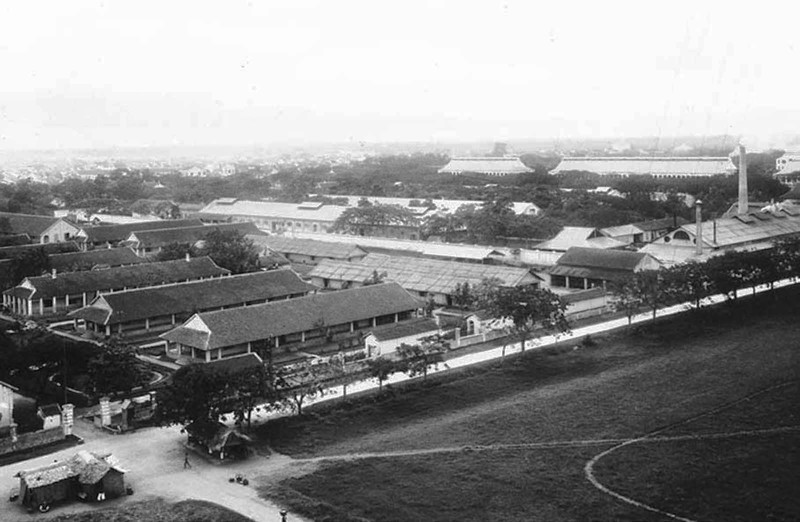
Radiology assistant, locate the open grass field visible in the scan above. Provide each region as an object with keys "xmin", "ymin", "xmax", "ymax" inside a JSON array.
[
  {"xmin": 256, "ymin": 287, "xmax": 800, "ymax": 521},
  {"xmin": 46, "ymin": 499, "xmax": 254, "ymax": 522}
]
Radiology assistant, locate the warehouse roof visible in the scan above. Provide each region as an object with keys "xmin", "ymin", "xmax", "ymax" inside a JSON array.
[
  {"xmin": 438, "ymin": 157, "xmax": 533, "ymax": 175},
  {"xmin": 309, "ymin": 253, "xmax": 539, "ymax": 294},
  {"xmin": 69, "ymin": 269, "xmax": 315, "ymax": 325},
  {"xmin": 248, "ymin": 235, "xmax": 367, "ymax": 260},
  {"xmin": 556, "ymin": 247, "xmax": 651, "ymax": 271},
  {"xmin": 199, "ymin": 199, "xmax": 348, "ymax": 222},
  {"xmin": 535, "ymin": 227, "xmax": 627, "ymax": 252},
  {"xmin": 161, "ymin": 282, "xmax": 422, "ymax": 350},
  {"xmin": 4, "ymin": 256, "xmax": 229, "ymax": 301},
  {"xmin": 551, "ymin": 157, "xmax": 736, "ymax": 176}
]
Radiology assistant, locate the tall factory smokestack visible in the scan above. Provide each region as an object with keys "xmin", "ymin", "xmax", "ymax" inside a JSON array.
[
  {"xmin": 738, "ymin": 144, "xmax": 748, "ymax": 215},
  {"xmin": 695, "ymin": 200, "xmax": 703, "ymax": 256}
]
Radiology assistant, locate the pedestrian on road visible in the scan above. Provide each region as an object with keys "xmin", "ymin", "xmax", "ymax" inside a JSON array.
[{"xmin": 183, "ymin": 451, "xmax": 191, "ymax": 469}]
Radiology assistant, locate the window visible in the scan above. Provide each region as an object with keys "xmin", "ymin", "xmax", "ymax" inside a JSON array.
[
  {"xmin": 42, "ymin": 235, "xmax": 50, "ymax": 243},
  {"xmin": 673, "ymin": 230, "xmax": 691, "ymax": 241}
]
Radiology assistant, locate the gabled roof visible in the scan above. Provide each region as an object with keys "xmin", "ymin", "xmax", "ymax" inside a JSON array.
[
  {"xmin": 535, "ymin": 227, "xmax": 626, "ymax": 252},
  {"xmin": 79, "ymin": 219, "xmax": 204, "ymax": 244},
  {"xmin": 49, "ymin": 247, "xmax": 145, "ymax": 272},
  {"xmin": 438, "ymin": 157, "xmax": 533, "ymax": 175},
  {"xmin": 69, "ymin": 269, "xmax": 315, "ymax": 325},
  {"xmin": 4, "ymin": 257, "xmax": 229, "ymax": 301},
  {"xmin": 162, "ymin": 282, "xmax": 423, "ymax": 350},
  {"xmin": 127, "ymin": 222, "xmax": 262, "ymax": 249},
  {"xmin": 556, "ymin": 247, "xmax": 650, "ymax": 271},
  {"xmin": 203, "ymin": 353, "xmax": 264, "ymax": 374},
  {"xmin": 19, "ymin": 451, "xmax": 121, "ymax": 489},
  {"xmin": 248, "ymin": 235, "xmax": 367, "ymax": 260},
  {"xmin": 0, "ymin": 212, "xmax": 71, "ymax": 237},
  {"xmin": 308, "ymin": 253, "xmax": 539, "ymax": 295},
  {"xmin": 550, "ymin": 157, "xmax": 736, "ymax": 176}
]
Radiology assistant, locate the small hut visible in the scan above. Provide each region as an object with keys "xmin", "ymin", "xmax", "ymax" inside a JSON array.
[{"xmin": 18, "ymin": 451, "xmax": 126, "ymax": 512}]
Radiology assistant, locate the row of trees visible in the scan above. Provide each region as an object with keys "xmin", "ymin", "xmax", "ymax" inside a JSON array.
[
  {"xmin": 154, "ymin": 229, "xmax": 261, "ymax": 274},
  {"xmin": 610, "ymin": 237, "xmax": 800, "ymax": 323}
]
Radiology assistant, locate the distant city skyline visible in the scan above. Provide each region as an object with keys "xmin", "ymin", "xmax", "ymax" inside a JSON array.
[{"xmin": 1, "ymin": 0, "xmax": 798, "ymax": 151}]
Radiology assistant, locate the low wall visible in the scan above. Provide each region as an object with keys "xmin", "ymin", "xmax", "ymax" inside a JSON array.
[{"xmin": 0, "ymin": 427, "xmax": 64, "ymax": 456}]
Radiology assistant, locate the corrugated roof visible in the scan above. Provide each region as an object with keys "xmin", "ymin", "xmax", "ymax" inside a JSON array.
[
  {"xmin": 308, "ymin": 253, "xmax": 538, "ymax": 294},
  {"xmin": 162, "ymin": 282, "xmax": 423, "ymax": 350},
  {"xmin": 128, "ymin": 222, "xmax": 262, "ymax": 249},
  {"xmin": 69, "ymin": 269, "xmax": 315, "ymax": 325},
  {"xmin": 19, "ymin": 451, "xmax": 119, "ymax": 489},
  {"xmin": 4, "ymin": 256, "xmax": 229, "ymax": 301},
  {"xmin": 79, "ymin": 219, "xmax": 204, "ymax": 244},
  {"xmin": 248, "ymin": 235, "xmax": 367, "ymax": 260},
  {"xmin": 49, "ymin": 247, "xmax": 145, "ymax": 272},
  {"xmin": 551, "ymin": 157, "xmax": 736, "ymax": 176},
  {"xmin": 438, "ymin": 157, "xmax": 533, "ymax": 175},
  {"xmin": 199, "ymin": 199, "xmax": 349, "ymax": 223}
]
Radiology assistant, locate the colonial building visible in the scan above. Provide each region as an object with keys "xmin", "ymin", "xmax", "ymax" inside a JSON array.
[
  {"xmin": 69, "ymin": 270, "xmax": 315, "ymax": 340},
  {"xmin": 0, "ymin": 212, "xmax": 81, "ymax": 244},
  {"xmin": 123, "ymin": 222, "xmax": 262, "ymax": 257},
  {"xmin": 308, "ymin": 253, "xmax": 540, "ymax": 306},
  {"xmin": 547, "ymin": 247, "xmax": 662, "ymax": 290},
  {"xmin": 774, "ymin": 150, "xmax": 800, "ymax": 185},
  {"xmin": 76, "ymin": 219, "xmax": 204, "ymax": 250},
  {"xmin": 196, "ymin": 199, "xmax": 348, "ymax": 234},
  {"xmin": 601, "ymin": 217, "xmax": 690, "ymax": 245},
  {"xmin": 161, "ymin": 282, "xmax": 423, "ymax": 364},
  {"xmin": 3, "ymin": 257, "xmax": 229, "ymax": 318},
  {"xmin": 550, "ymin": 157, "xmax": 737, "ymax": 178}
]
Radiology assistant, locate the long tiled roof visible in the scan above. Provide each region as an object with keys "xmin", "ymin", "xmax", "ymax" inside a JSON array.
[
  {"xmin": 333, "ymin": 196, "xmax": 539, "ymax": 216},
  {"xmin": 79, "ymin": 219, "xmax": 204, "ymax": 244},
  {"xmin": 0, "ymin": 242, "xmax": 80, "ymax": 259},
  {"xmin": 199, "ymin": 199, "xmax": 348, "ymax": 223},
  {"xmin": 685, "ymin": 206, "xmax": 800, "ymax": 248},
  {"xmin": 69, "ymin": 269, "xmax": 315, "ymax": 325},
  {"xmin": 438, "ymin": 157, "xmax": 533, "ymax": 175},
  {"xmin": 49, "ymin": 247, "xmax": 146, "ymax": 272},
  {"xmin": 556, "ymin": 247, "xmax": 651, "ymax": 271},
  {"xmin": 308, "ymin": 253, "xmax": 538, "ymax": 294},
  {"xmin": 550, "ymin": 157, "xmax": 736, "ymax": 176},
  {"xmin": 161, "ymin": 282, "xmax": 423, "ymax": 350},
  {"xmin": 4, "ymin": 256, "xmax": 229, "ymax": 301},
  {"xmin": 127, "ymin": 222, "xmax": 262, "ymax": 249},
  {"xmin": 248, "ymin": 235, "xmax": 366, "ymax": 260},
  {"xmin": 0, "ymin": 211, "xmax": 65, "ymax": 236}
]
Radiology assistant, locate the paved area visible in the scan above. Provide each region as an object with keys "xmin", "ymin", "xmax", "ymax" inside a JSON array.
[{"xmin": 0, "ymin": 419, "xmax": 307, "ymax": 522}]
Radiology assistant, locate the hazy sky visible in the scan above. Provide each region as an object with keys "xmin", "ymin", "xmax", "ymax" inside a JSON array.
[{"xmin": 1, "ymin": 0, "xmax": 798, "ymax": 150}]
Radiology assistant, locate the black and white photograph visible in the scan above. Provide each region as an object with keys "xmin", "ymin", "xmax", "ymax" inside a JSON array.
[{"xmin": 0, "ymin": 1, "xmax": 798, "ymax": 520}]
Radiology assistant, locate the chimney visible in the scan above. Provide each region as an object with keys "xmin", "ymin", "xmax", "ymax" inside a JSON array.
[
  {"xmin": 738, "ymin": 144, "xmax": 748, "ymax": 215},
  {"xmin": 51, "ymin": 268, "xmax": 57, "ymax": 279},
  {"xmin": 695, "ymin": 199, "xmax": 703, "ymax": 256},
  {"xmin": 185, "ymin": 252, "xmax": 191, "ymax": 262}
]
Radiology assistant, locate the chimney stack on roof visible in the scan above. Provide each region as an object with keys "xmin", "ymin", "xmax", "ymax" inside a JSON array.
[
  {"xmin": 695, "ymin": 199, "xmax": 703, "ymax": 256},
  {"xmin": 738, "ymin": 144, "xmax": 748, "ymax": 215}
]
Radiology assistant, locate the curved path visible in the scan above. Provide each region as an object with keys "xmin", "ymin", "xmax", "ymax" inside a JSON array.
[{"xmin": 583, "ymin": 380, "xmax": 799, "ymax": 522}]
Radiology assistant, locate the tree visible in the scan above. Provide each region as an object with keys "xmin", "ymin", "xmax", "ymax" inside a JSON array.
[
  {"xmin": 86, "ymin": 339, "xmax": 148, "ymax": 396},
  {"xmin": 157, "ymin": 364, "xmax": 228, "ymax": 427},
  {"xmin": 198, "ymin": 229, "xmax": 260, "ymax": 273},
  {"xmin": 155, "ymin": 242, "xmax": 196, "ymax": 262},
  {"xmin": 608, "ymin": 279, "xmax": 644, "ymax": 325},
  {"xmin": 332, "ymin": 203, "xmax": 419, "ymax": 236},
  {"xmin": 277, "ymin": 360, "xmax": 327, "ymax": 416},
  {"xmin": 215, "ymin": 363, "xmax": 272, "ymax": 429},
  {"xmin": 366, "ymin": 357, "xmax": 397, "ymax": 394},
  {"xmin": 362, "ymin": 270, "xmax": 388, "ymax": 286},
  {"xmin": 451, "ymin": 281, "xmax": 475, "ymax": 310},
  {"xmin": 484, "ymin": 285, "xmax": 569, "ymax": 351},
  {"xmin": 395, "ymin": 336, "xmax": 448, "ymax": 381}
]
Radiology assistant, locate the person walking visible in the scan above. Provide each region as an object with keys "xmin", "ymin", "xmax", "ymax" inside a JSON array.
[{"xmin": 183, "ymin": 451, "xmax": 191, "ymax": 469}]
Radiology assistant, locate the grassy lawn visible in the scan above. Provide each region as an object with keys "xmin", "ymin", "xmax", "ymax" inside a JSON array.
[
  {"xmin": 47, "ymin": 499, "xmax": 254, "ymax": 522},
  {"xmin": 256, "ymin": 287, "xmax": 800, "ymax": 521}
]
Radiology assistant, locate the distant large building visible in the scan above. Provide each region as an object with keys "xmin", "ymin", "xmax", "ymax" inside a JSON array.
[
  {"xmin": 0, "ymin": 212, "xmax": 81, "ymax": 244},
  {"xmin": 774, "ymin": 150, "xmax": 800, "ymax": 185},
  {"xmin": 438, "ymin": 157, "xmax": 533, "ymax": 176},
  {"xmin": 550, "ymin": 157, "xmax": 737, "ymax": 178}
]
